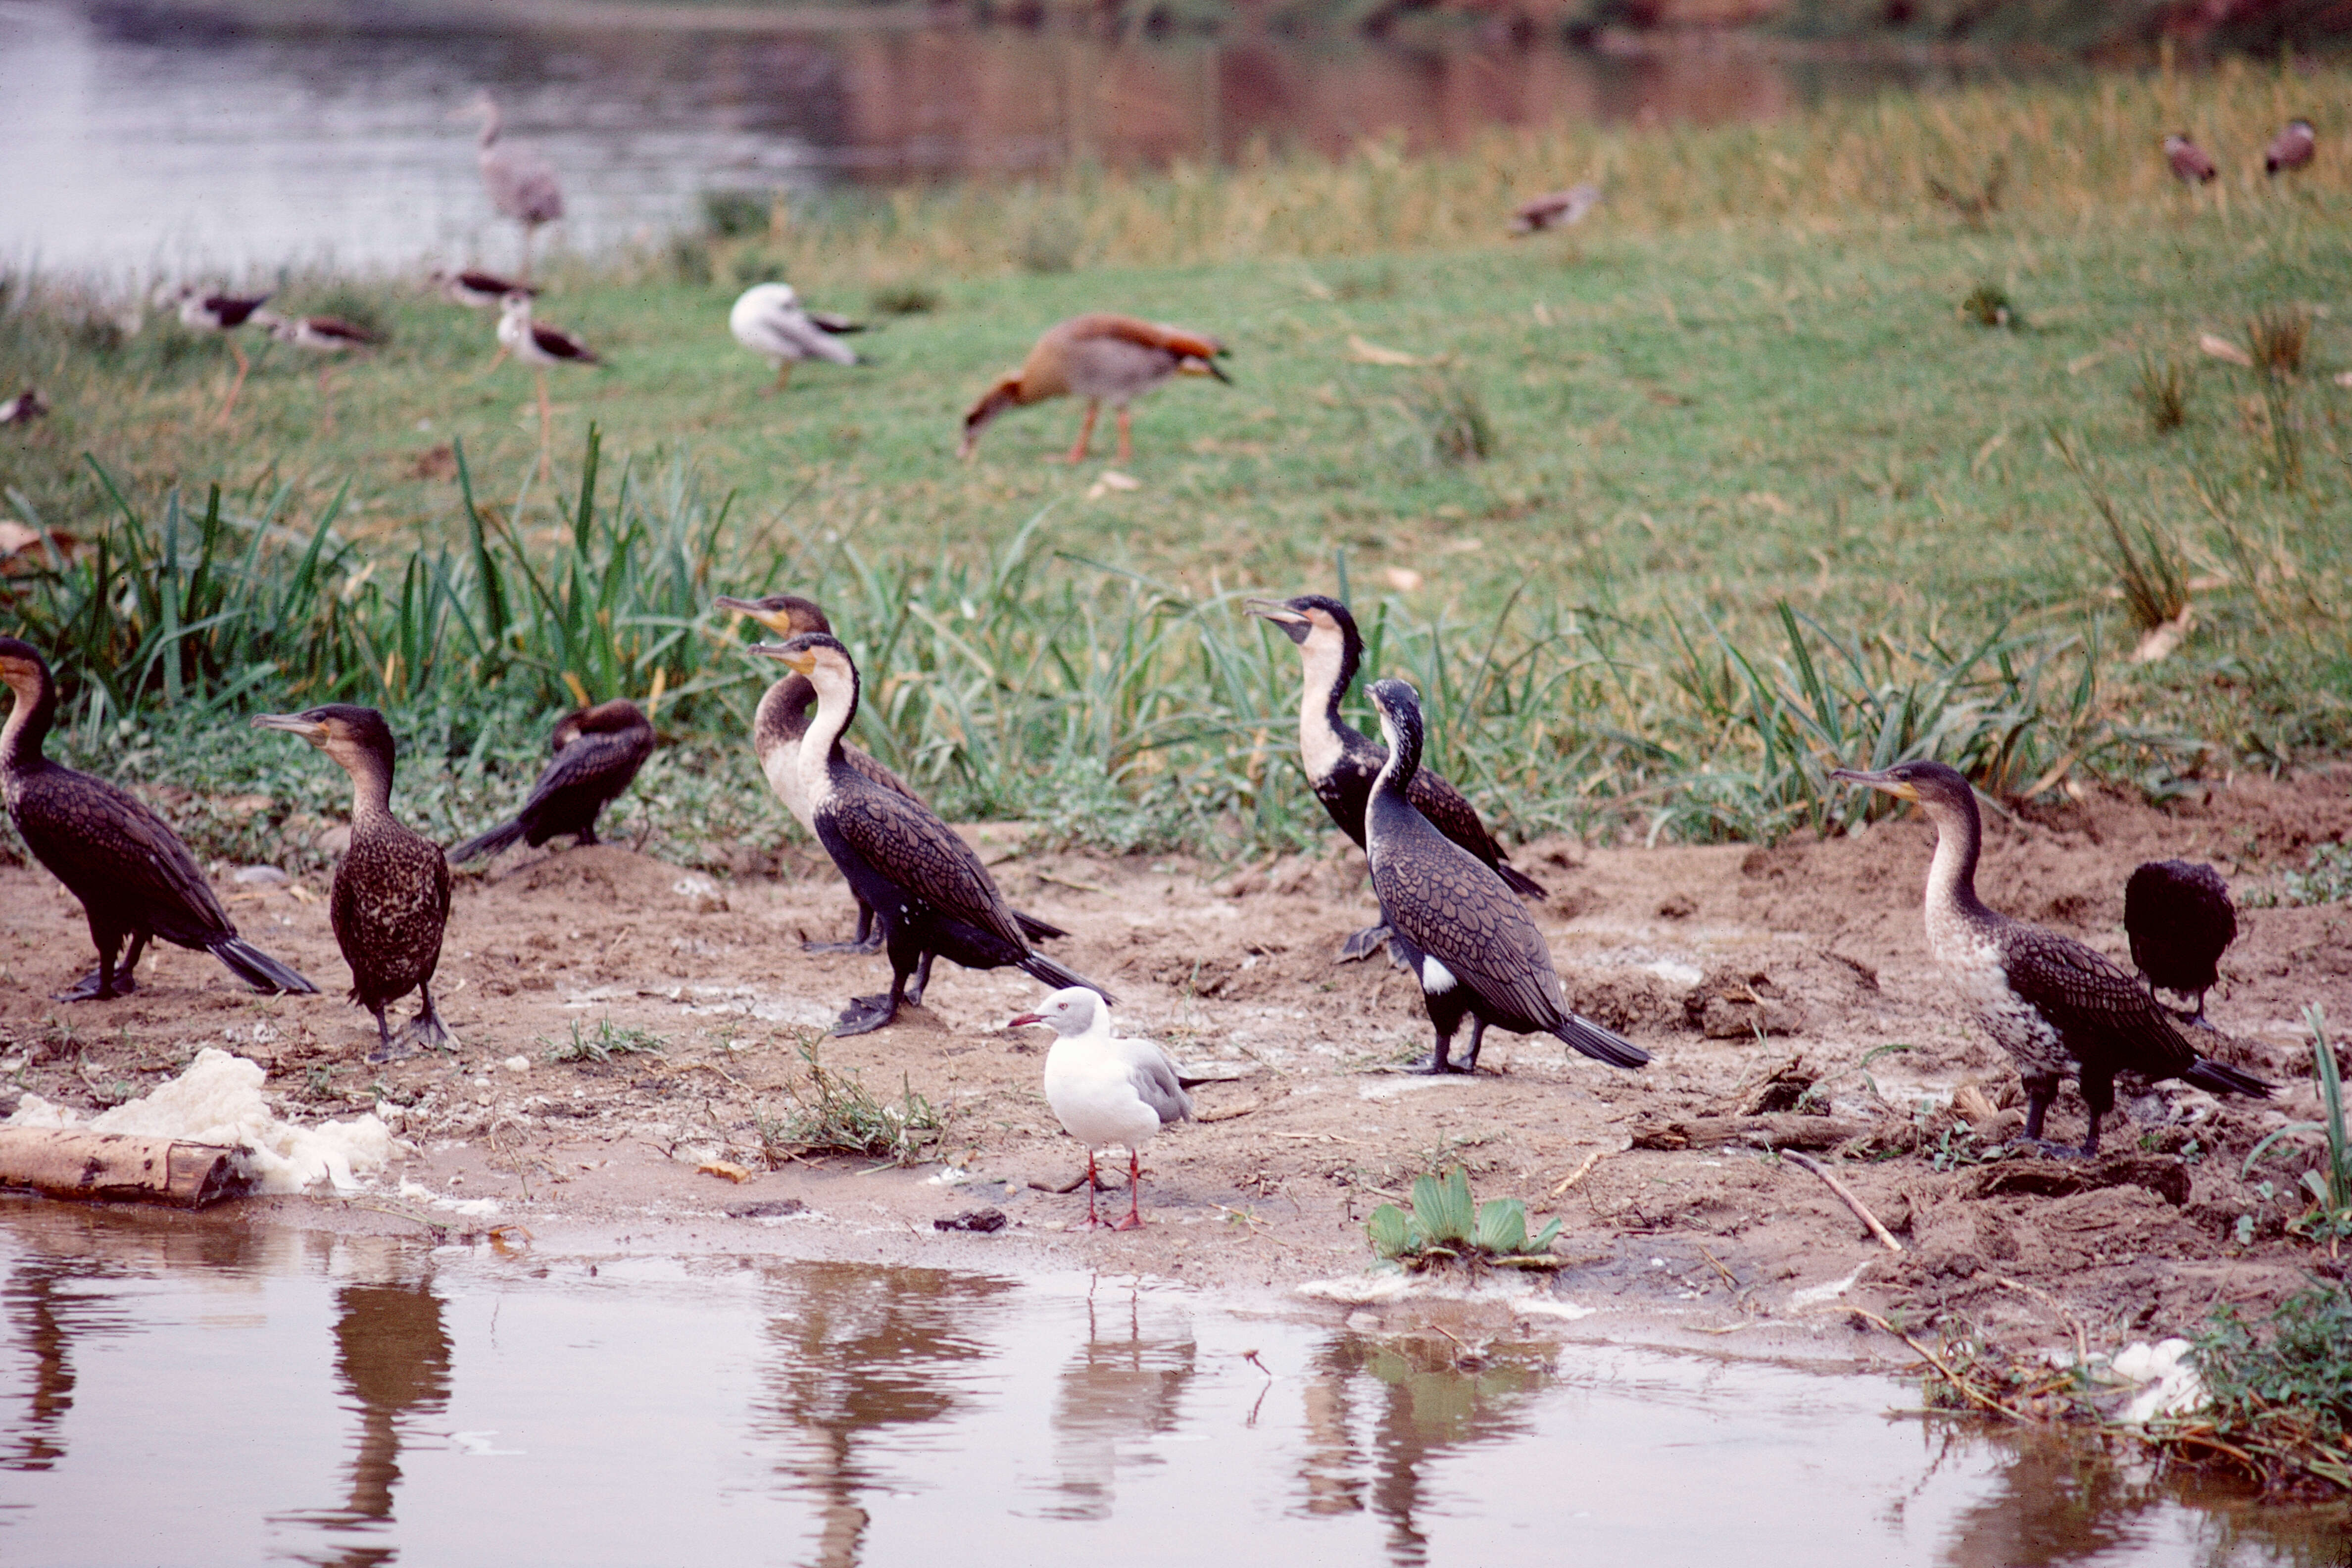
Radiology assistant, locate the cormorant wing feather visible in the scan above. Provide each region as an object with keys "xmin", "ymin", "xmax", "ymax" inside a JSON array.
[
  {"xmin": 1373, "ymin": 841, "xmax": 1561, "ymax": 1029},
  {"xmin": 14, "ymin": 769, "xmax": 233, "ymax": 943},
  {"xmin": 1995, "ymin": 924, "xmax": 2197, "ymax": 1078},
  {"xmin": 1405, "ymin": 769, "xmax": 1508, "ymax": 865},
  {"xmin": 824, "ymin": 780, "xmax": 1027, "ymax": 948},
  {"xmin": 523, "ymin": 729, "xmax": 645, "ymax": 805},
  {"xmin": 844, "ymin": 744, "xmax": 926, "ymax": 805}
]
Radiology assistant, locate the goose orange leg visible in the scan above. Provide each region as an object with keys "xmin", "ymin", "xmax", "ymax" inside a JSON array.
[
  {"xmin": 1061, "ymin": 400, "xmax": 1100, "ymax": 464},
  {"xmin": 1114, "ymin": 405, "xmax": 1134, "ymax": 465}
]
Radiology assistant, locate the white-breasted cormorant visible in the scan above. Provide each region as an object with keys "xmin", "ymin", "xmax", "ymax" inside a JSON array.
[
  {"xmin": 1363, "ymin": 678, "xmax": 1648, "ymax": 1077},
  {"xmin": 254, "ymin": 706, "xmax": 453, "ymax": 1061},
  {"xmin": 754, "ymin": 633, "xmax": 1112, "ymax": 1036},
  {"xmin": 1248, "ymin": 594, "xmax": 1546, "ymax": 960},
  {"xmin": 2123, "ymin": 859, "xmax": 2236, "ymax": 1026},
  {"xmin": 720, "ymin": 593, "xmax": 1067, "ymax": 954},
  {"xmin": 1011, "ymin": 986, "xmax": 1192, "ymax": 1229},
  {"xmin": 448, "ymin": 698, "xmax": 655, "ymax": 864},
  {"xmin": 1833, "ymin": 760, "xmax": 2269, "ymax": 1156},
  {"xmin": 1, "ymin": 638, "xmax": 316, "ymax": 1001}
]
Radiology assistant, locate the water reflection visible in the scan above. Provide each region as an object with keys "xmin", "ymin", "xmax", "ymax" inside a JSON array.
[
  {"xmin": 753, "ymin": 1261, "xmax": 1017, "ymax": 1568},
  {"xmin": 4, "ymin": 0, "xmax": 2022, "ymax": 272},
  {"xmin": 1044, "ymin": 1285, "xmax": 1197, "ymax": 1519}
]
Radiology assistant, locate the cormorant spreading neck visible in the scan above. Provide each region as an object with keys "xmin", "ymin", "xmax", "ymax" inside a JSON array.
[
  {"xmin": 1297, "ymin": 622, "xmax": 1363, "ymax": 756},
  {"xmin": 753, "ymin": 674, "xmax": 818, "ymax": 758},
  {"xmin": 796, "ymin": 656, "xmax": 861, "ymax": 803},
  {"xmin": 0, "ymin": 659, "xmax": 56, "ymax": 778},
  {"xmin": 343, "ymin": 744, "xmax": 397, "ymax": 822}
]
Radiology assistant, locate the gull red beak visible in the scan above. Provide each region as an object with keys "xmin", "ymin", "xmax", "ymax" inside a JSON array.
[{"xmin": 1007, "ymin": 1012, "xmax": 1044, "ymax": 1029}]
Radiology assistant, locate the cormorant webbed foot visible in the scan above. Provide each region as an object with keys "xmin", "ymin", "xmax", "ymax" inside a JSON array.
[
  {"xmin": 1336, "ymin": 924, "xmax": 1390, "ymax": 963},
  {"xmin": 52, "ymin": 969, "xmax": 132, "ymax": 1002},
  {"xmin": 1407, "ymin": 1051, "xmax": 1476, "ymax": 1076},
  {"xmin": 2008, "ymin": 1136, "xmax": 2089, "ymax": 1161},
  {"xmin": 395, "ymin": 995, "xmax": 456, "ymax": 1055},
  {"xmin": 802, "ymin": 933, "xmax": 885, "ymax": 955},
  {"xmin": 832, "ymin": 992, "xmax": 900, "ymax": 1037}
]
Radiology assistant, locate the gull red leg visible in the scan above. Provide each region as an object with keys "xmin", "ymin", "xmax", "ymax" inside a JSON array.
[
  {"xmin": 1084, "ymin": 1147, "xmax": 1101, "ymax": 1228},
  {"xmin": 1118, "ymin": 1149, "xmax": 1145, "ymax": 1230}
]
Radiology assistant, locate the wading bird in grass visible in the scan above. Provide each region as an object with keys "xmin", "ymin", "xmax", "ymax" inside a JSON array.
[
  {"xmin": 1011, "ymin": 986, "xmax": 1191, "ymax": 1230},
  {"xmin": 0, "ymin": 388, "xmax": 45, "ymax": 426},
  {"xmin": 729, "ymin": 283, "xmax": 866, "ymax": 394},
  {"xmin": 254, "ymin": 705, "xmax": 453, "ymax": 1063},
  {"xmin": 1832, "ymin": 760, "xmax": 2268, "ymax": 1158},
  {"xmin": 1509, "ymin": 183, "xmax": 1602, "ymax": 235},
  {"xmin": 2164, "ymin": 133, "xmax": 2218, "ymax": 185},
  {"xmin": 497, "ymin": 292, "xmax": 599, "ymax": 480},
  {"xmin": 2, "ymin": 638, "xmax": 317, "ymax": 1003},
  {"xmin": 429, "ymin": 267, "xmax": 535, "ymax": 371},
  {"xmin": 155, "ymin": 284, "xmax": 273, "ymax": 423},
  {"xmin": 2266, "ymin": 119, "xmax": 2316, "ymax": 176},
  {"xmin": 959, "ymin": 313, "xmax": 1229, "ymax": 465},
  {"xmin": 453, "ymin": 93, "xmax": 564, "ymax": 283},
  {"xmin": 258, "ymin": 312, "xmax": 381, "ymax": 428}
]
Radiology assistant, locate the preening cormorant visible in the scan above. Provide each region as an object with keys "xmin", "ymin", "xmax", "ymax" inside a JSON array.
[
  {"xmin": 448, "ymin": 698, "xmax": 654, "ymax": 864},
  {"xmin": 2124, "ymin": 859, "xmax": 2236, "ymax": 1025},
  {"xmin": 1011, "ymin": 986, "xmax": 1191, "ymax": 1230},
  {"xmin": 1248, "ymin": 594, "xmax": 1545, "ymax": 960},
  {"xmin": 753, "ymin": 633, "xmax": 1112, "ymax": 1036},
  {"xmin": 1833, "ymin": 760, "xmax": 2269, "ymax": 1156},
  {"xmin": 0, "ymin": 638, "xmax": 316, "ymax": 1001},
  {"xmin": 1363, "ymin": 679, "xmax": 1648, "ymax": 1077},
  {"xmin": 718, "ymin": 592, "xmax": 1066, "ymax": 954},
  {"xmin": 254, "ymin": 706, "xmax": 452, "ymax": 1061}
]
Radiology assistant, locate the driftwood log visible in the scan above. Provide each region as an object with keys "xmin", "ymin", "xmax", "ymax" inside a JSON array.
[
  {"xmin": 1628, "ymin": 1114, "xmax": 1878, "ymax": 1152},
  {"xmin": 0, "ymin": 1128, "xmax": 247, "ymax": 1208}
]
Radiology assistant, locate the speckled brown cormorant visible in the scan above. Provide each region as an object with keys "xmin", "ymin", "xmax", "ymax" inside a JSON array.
[
  {"xmin": 717, "ymin": 592, "xmax": 1066, "ymax": 955},
  {"xmin": 1363, "ymin": 679, "xmax": 1647, "ymax": 1077},
  {"xmin": 448, "ymin": 699, "xmax": 654, "ymax": 864},
  {"xmin": 2124, "ymin": 859, "xmax": 2236, "ymax": 1026},
  {"xmin": 754, "ymin": 633, "xmax": 1112, "ymax": 1037},
  {"xmin": 1247, "ymin": 594, "xmax": 1545, "ymax": 962},
  {"xmin": 1833, "ymin": 760, "xmax": 2269, "ymax": 1156},
  {"xmin": 254, "ymin": 705, "xmax": 452, "ymax": 1061},
  {"xmin": 0, "ymin": 638, "xmax": 316, "ymax": 1002}
]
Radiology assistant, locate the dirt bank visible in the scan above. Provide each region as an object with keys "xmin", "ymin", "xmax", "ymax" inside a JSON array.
[{"xmin": 3, "ymin": 770, "xmax": 2349, "ymax": 1357}]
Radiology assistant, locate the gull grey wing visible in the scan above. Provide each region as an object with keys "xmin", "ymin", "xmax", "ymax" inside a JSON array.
[{"xmin": 1114, "ymin": 1038, "xmax": 1194, "ymax": 1125}]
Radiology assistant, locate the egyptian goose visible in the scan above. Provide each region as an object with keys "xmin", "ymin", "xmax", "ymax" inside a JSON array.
[
  {"xmin": 728, "ymin": 283, "xmax": 865, "ymax": 393},
  {"xmin": 959, "ymin": 313, "xmax": 1229, "ymax": 465}
]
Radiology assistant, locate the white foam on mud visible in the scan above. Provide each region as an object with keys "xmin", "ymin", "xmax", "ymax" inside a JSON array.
[
  {"xmin": 1358, "ymin": 1077, "xmax": 1475, "ymax": 1101},
  {"xmin": 6, "ymin": 1048, "xmax": 405, "ymax": 1195},
  {"xmin": 1789, "ymin": 1265, "xmax": 1865, "ymax": 1309}
]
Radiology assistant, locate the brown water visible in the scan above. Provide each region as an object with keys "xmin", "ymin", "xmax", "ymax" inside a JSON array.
[
  {"xmin": 0, "ymin": 1202, "xmax": 2345, "ymax": 1566},
  {"xmin": 0, "ymin": 0, "xmax": 2015, "ymax": 274}
]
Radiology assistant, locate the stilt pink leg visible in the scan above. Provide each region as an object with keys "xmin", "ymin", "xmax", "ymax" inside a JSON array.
[
  {"xmin": 1061, "ymin": 401, "xmax": 1099, "ymax": 464},
  {"xmin": 1115, "ymin": 405, "xmax": 1133, "ymax": 465},
  {"xmin": 535, "ymin": 370, "xmax": 553, "ymax": 483},
  {"xmin": 1084, "ymin": 1147, "xmax": 1101, "ymax": 1228},
  {"xmin": 766, "ymin": 362, "xmax": 792, "ymax": 396},
  {"xmin": 1114, "ymin": 1149, "xmax": 1143, "ymax": 1230},
  {"xmin": 218, "ymin": 340, "xmax": 251, "ymax": 424}
]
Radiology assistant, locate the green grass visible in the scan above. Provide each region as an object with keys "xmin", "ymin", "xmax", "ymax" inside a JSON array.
[{"xmin": 3, "ymin": 65, "xmax": 2350, "ymax": 865}]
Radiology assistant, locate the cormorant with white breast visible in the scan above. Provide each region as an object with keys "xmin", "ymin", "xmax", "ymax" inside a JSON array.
[
  {"xmin": 1363, "ymin": 678, "xmax": 1648, "ymax": 1077},
  {"xmin": 1833, "ymin": 760, "xmax": 2269, "ymax": 1156},
  {"xmin": 448, "ymin": 698, "xmax": 655, "ymax": 864},
  {"xmin": 2123, "ymin": 859, "xmax": 2236, "ymax": 1026},
  {"xmin": 1247, "ymin": 594, "xmax": 1545, "ymax": 960},
  {"xmin": 1, "ymin": 638, "xmax": 316, "ymax": 1001},
  {"xmin": 718, "ymin": 592, "xmax": 1067, "ymax": 954},
  {"xmin": 752, "ymin": 633, "xmax": 1112, "ymax": 1036},
  {"xmin": 254, "ymin": 706, "xmax": 453, "ymax": 1061}
]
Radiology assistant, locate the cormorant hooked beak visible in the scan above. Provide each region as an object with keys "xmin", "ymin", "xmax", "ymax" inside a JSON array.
[
  {"xmin": 1244, "ymin": 598, "xmax": 1311, "ymax": 645},
  {"xmin": 1829, "ymin": 766, "xmax": 1920, "ymax": 802},
  {"xmin": 251, "ymin": 712, "xmax": 332, "ymax": 747},
  {"xmin": 714, "ymin": 595, "xmax": 801, "ymax": 637},
  {"xmin": 748, "ymin": 641, "xmax": 818, "ymax": 676}
]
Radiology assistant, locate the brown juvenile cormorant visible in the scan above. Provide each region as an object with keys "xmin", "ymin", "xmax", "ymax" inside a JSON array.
[
  {"xmin": 0, "ymin": 638, "xmax": 316, "ymax": 1001},
  {"xmin": 1363, "ymin": 679, "xmax": 1648, "ymax": 1077},
  {"xmin": 753, "ymin": 633, "xmax": 1112, "ymax": 1036},
  {"xmin": 717, "ymin": 592, "xmax": 1066, "ymax": 955},
  {"xmin": 254, "ymin": 706, "xmax": 453, "ymax": 1061},
  {"xmin": 1247, "ymin": 594, "xmax": 1545, "ymax": 961},
  {"xmin": 1833, "ymin": 760, "xmax": 2269, "ymax": 1156},
  {"xmin": 447, "ymin": 698, "xmax": 654, "ymax": 864},
  {"xmin": 2123, "ymin": 859, "xmax": 2236, "ymax": 1025}
]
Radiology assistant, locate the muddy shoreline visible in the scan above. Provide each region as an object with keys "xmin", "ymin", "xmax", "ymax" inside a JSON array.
[{"xmin": 4, "ymin": 770, "xmax": 2349, "ymax": 1362}]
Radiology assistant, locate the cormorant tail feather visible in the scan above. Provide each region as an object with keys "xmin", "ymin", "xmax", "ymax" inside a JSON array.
[
  {"xmin": 448, "ymin": 818, "xmax": 527, "ymax": 865},
  {"xmin": 1496, "ymin": 863, "xmax": 1547, "ymax": 900},
  {"xmin": 1014, "ymin": 909, "xmax": 1070, "ymax": 943},
  {"xmin": 1018, "ymin": 950, "xmax": 1118, "ymax": 1009},
  {"xmin": 2183, "ymin": 1057, "xmax": 2273, "ymax": 1099},
  {"xmin": 209, "ymin": 937, "xmax": 319, "ymax": 996},
  {"xmin": 1554, "ymin": 1013, "xmax": 1649, "ymax": 1070}
]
